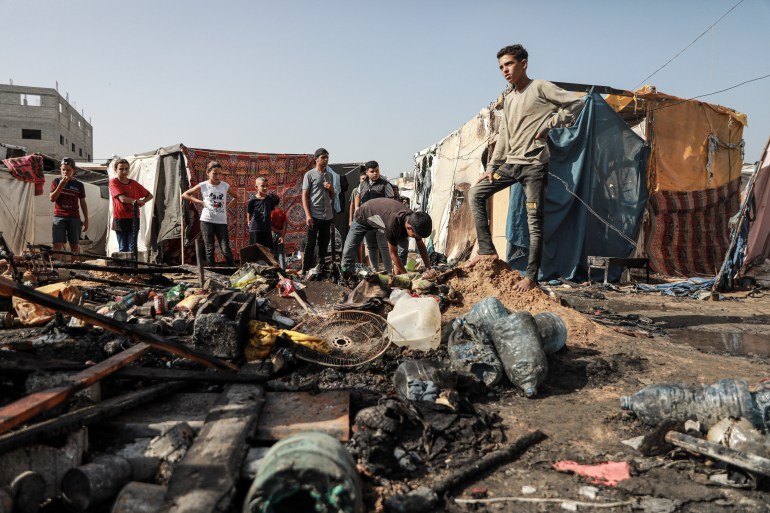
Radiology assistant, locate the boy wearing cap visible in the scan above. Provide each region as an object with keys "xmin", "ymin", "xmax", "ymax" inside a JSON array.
[
  {"xmin": 342, "ymin": 197, "xmax": 433, "ymax": 276},
  {"xmin": 50, "ymin": 158, "xmax": 88, "ymax": 256},
  {"xmin": 301, "ymin": 148, "xmax": 337, "ymax": 273}
]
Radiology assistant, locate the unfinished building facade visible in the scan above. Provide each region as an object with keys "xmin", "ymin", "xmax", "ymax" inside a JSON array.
[{"xmin": 0, "ymin": 83, "xmax": 93, "ymax": 161}]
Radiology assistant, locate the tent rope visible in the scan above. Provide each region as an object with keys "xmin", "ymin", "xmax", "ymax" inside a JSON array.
[{"xmin": 547, "ymin": 172, "xmax": 638, "ymax": 247}]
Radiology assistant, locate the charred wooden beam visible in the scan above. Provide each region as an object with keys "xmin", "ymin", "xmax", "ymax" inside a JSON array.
[
  {"xmin": 53, "ymin": 263, "xmax": 188, "ymax": 274},
  {"xmin": 68, "ymin": 272, "xmax": 154, "ymax": 288},
  {"xmin": 162, "ymin": 381, "xmax": 265, "ymax": 513},
  {"xmin": 0, "ymin": 382, "xmax": 183, "ymax": 454},
  {"xmin": 665, "ymin": 430, "xmax": 770, "ymax": 477},
  {"xmin": 0, "ymin": 276, "xmax": 239, "ymax": 372},
  {"xmin": 0, "ymin": 343, "xmax": 151, "ymax": 435},
  {"xmin": 0, "ymin": 352, "xmax": 85, "ymax": 374},
  {"xmin": 112, "ymin": 367, "xmax": 270, "ymax": 384},
  {"xmin": 46, "ymin": 248, "xmax": 169, "ymax": 267}
]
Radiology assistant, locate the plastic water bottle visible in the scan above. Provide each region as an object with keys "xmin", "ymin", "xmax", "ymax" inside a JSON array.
[
  {"xmin": 243, "ymin": 432, "xmax": 363, "ymax": 513},
  {"xmin": 115, "ymin": 290, "xmax": 148, "ymax": 309},
  {"xmin": 620, "ymin": 379, "xmax": 768, "ymax": 430},
  {"xmin": 754, "ymin": 381, "xmax": 770, "ymax": 430},
  {"xmin": 447, "ymin": 320, "xmax": 505, "ymax": 386},
  {"xmin": 463, "ymin": 296, "xmax": 509, "ymax": 338},
  {"xmin": 393, "ymin": 360, "xmax": 457, "ymax": 402},
  {"xmin": 491, "ymin": 312, "xmax": 548, "ymax": 398},
  {"xmin": 533, "ymin": 312, "xmax": 567, "ymax": 354}
]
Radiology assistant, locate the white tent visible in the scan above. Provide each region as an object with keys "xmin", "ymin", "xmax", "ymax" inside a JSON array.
[
  {"xmin": 413, "ymin": 107, "xmax": 495, "ymax": 260},
  {"xmin": 0, "ymin": 167, "xmax": 109, "ymax": 255},
  {"xmin": 105, "ymin": 155, "xmax": 160, "ymax": 258}
]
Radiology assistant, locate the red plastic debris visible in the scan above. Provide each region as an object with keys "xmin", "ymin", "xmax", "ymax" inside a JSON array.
[
  {"xmin": 277, "ymin": 276, "xmax": 296, "ymax": 298},
  {"xmin": 552, "ymin": 460, "xmax": 631, "ymax": 486},
  {"xmin": 469, "ymin": 487, "xmax": 488, "ymax": 499}
]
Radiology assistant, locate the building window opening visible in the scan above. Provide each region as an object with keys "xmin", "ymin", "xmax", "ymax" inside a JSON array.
[
  {"xmin": 20, "ymin": 94, "xmax": 42, "ymax": 107},
  {"xmin": 59, "ymin": 103, "xmax": 63, "ymax": 113},
  {"xmin": 60, "ymin": 135, "xmax": 64, "ymax": 145},
  {"xmin": 22, "ymin": 129, "xmax": 42, "ymax": 140},
  {"xmin": 71, "ymin": 143, "xmax": 75, "ymax": 152},
  {"xmin": 78, "ymin": 148, "xmax": 83, "ymax": 157}
]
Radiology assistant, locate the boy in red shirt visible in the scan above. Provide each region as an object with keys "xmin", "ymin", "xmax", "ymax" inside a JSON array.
[{"xmin": 109, "ymin": 158, "xmax": 153, "ymax": 252}]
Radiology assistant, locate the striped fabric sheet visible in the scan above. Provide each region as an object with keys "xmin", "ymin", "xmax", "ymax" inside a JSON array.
[{"xmin": 645, "ymin": 178, "xmax": 740, "ymax": 277}]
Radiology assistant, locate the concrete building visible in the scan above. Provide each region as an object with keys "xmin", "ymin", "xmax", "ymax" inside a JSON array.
[{"xmin": 0, "ymin": 83, "xmax": 93, "ymax": 161}]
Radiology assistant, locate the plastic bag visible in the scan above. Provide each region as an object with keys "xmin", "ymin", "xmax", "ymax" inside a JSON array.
[{"xmin": 12, "ymin": 283, "xmax": 82, "ymax": 326}]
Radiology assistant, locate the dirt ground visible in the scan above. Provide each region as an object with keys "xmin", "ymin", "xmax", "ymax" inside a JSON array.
[{"xmin": 423, "ymin": 261, "xmax": 770, "ymax": 513}]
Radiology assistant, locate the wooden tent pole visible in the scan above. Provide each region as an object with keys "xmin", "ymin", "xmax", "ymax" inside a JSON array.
[{"xmin": 180, "ymin": 193, "xmax": 185, "ymax": 265}]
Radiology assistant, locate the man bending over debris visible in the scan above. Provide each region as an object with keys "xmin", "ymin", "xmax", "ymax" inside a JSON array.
[
  {"xmin": 467, "ymin": 44, "xmax": 583, "ymax": 291},
  {"xmin": 342, "ymin": 197, "xmax": 432, "ymax": 276}
]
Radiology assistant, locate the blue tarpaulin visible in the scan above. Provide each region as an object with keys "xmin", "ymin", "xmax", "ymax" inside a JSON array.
[{"xmin": 506, "ymin": 91, "xmax": 649, "ymax": 281}]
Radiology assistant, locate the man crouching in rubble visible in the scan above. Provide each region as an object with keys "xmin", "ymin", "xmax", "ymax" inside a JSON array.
[
  {"xmin": 467, "ymin": 44, "xmax": 583, "ymax": 291},
  {"xmin": 342, "ymin": 197, "xmax": 433, "ymax": 276}
]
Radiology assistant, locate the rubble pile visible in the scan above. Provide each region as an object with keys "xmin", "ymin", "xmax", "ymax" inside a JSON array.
[{"xmin": 1, "ymin": 248, "xmax": 769, "ymax": 513}]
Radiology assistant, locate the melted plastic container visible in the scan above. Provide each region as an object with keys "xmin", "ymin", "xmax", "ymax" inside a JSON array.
[{"xmin": 387, "ymin": 297, "xmax": 441, "ymax": 351}]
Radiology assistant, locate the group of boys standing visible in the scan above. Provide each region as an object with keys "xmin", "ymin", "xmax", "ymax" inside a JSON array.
[{"xmin": 51, "ymin": 43, "xmax": 580, "ymax": 290}]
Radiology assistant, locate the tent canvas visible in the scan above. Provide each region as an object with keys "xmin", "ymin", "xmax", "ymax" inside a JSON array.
[
  {"xmin": 413, "ymin": 108, "xmax": 493, "ymax": 260},
  {"xmin": 415, "ymin": 85, "xmax": 747, "ymax": 280},
  {"xmin": 114, "ymin": 145, "xmax": 315, "ymax": 264},
  {"xmin": 506, "ymin": 91, "xmax": 648, "ymax": 281},
  {"xmin": 0, "ymin": 167, "xmax": 109, "ymax": 255},
  {"xmin": 716, "ymin": 137, "xmax": 770, "ymax": 289}
]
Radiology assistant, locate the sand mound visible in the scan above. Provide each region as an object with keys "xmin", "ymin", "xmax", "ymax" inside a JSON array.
[{"xmin": 443, "ymin": 259, "xmax": 600, "ymax": 345}]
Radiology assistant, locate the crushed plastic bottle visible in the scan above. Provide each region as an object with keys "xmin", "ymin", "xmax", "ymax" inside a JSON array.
[
  {"xmin": 620, "ymin": 379, "xmax": 769, "ymax": 430},
  {"xmin": 393, "ymin": 360, "xmax": 457, "ymax": 402},
  {"xmin": 491, "ymin": 312, "xmax": 548, "ymax": 398},
  {"xmin": 463, "ymin": 296, "xmax": 509, "ymax": 338},
  {"xmin": 447, "ymin": 320, "xmax": 505, "ymax": 386},
  {"xmin": 533, "ymin": 312, "xmax": 567, "ymax": 354},
  {"xmin": 243, "ymin": 432, "xmax": 364, "ymax": 513},
  {"xmin": 165, "ymin": 283, "xmax": 190, "ymax": 307},
  {"xmin": 115, "ymin": 290, "xmax": 148, "ymax": 309}
]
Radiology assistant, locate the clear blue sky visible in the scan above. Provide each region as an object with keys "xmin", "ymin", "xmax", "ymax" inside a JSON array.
[{"xmin": 4, "ymin": 0, "xmax": 769, "ymax": 175}]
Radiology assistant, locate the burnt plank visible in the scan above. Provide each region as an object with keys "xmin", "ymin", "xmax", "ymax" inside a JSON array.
[
  {"xmin": 162, "ymin": 381, "xmax": 265, "ymax": 513},
  {"xmin": 0, "ymin": 382, "xmax": 183, "ymax": 454},
  {"xmin": 111, "ymin": 367, "xmax": 270, "ymax": 384},
  {"xmin": 0, "ymin": 343, "xmax": 151, "ymax": 435},
  {"xmin": 0, "ymin": 352, "xmax": 85, "ymax": 374}
]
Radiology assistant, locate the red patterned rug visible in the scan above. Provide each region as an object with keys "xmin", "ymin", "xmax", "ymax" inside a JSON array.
[
  {"xmin": 181, "ymin": 146, "xmax": 313, "ymax": 263},
  {"xmin": 645, "ymin": 178, "xmax": 740, "ymax": 276},
  {"xmin": 2, "ymin": 154, "xmax": 45, "ymax": 195}
]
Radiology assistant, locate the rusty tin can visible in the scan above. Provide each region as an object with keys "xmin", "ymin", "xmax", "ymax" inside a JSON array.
[{"xmin": 153, "ymin": 294, "xmax": 167, "ymax": 315}]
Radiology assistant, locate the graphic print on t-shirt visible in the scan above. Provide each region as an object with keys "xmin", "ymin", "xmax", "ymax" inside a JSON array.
[{"xmin": 206, "ymin": 191, "xmax": 225, "ymax": 216}]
